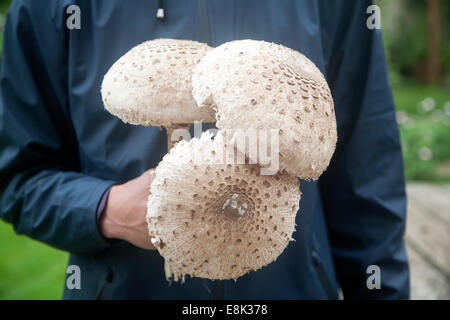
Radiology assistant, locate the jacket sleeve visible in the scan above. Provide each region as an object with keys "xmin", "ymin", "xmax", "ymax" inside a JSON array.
[
  {"xmin": 0, "ymin": 0, "xmax": 116, "ymax": 254},
  {"xmin": 318, "ymin": 0, "xmax": 410, "ymax": 299}
]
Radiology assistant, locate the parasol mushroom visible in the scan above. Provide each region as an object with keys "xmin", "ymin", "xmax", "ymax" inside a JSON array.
[
  {"xmin": 101, "ymin": 38, "xmax": 216, "ymax": 149},
  {"xmin": 192, "ymin": 39, "xmax": 337, "ymax": 180},
  {"xmin": 146, "ymin": 132, "xmax": 301, "ymax": 281}
]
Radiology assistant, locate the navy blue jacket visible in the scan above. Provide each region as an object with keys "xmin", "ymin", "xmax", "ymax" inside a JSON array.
[{"xmin": 0, "ymin": 0, "xmax": 409, "ymax": 299}]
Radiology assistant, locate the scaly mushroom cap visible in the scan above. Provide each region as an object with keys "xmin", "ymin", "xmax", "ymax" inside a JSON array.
[
  {"xmin": 192, "ymin": 40, "xmax": 337, "ymax": 180},
  {"xmin": 101, "ymin": 39, "xmax": 215, "ymax": 127},
  {"xmin": 147, "ymin": 132, "xmax": 301, "ymax": 281}
]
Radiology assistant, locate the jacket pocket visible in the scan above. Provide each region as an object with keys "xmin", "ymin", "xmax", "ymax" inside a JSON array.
[{"xmin": 97, "ymin": 267, "xmax": 115, "ymax": 300}]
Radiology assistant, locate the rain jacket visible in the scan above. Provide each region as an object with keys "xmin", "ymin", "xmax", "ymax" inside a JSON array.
[{"xmin": 0, "ymin": 0, "xmax": 409, "ymax": 299}]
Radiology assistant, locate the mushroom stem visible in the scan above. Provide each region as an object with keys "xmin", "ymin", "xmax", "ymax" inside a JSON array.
[
  {"xmin": 166, "ymin": 127, "xmax": 176, "ymax": 150},
  {"xmin": 166, "ymin": 125, "xmax": 190, "ymax": 151}
]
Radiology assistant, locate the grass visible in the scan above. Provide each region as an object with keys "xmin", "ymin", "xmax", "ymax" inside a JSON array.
[{"xmin": 0, "ymin": 220, "xmax": 68, "ymax": 299}]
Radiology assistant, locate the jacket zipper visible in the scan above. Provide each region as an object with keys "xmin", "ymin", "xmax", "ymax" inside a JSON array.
[{"xmin": 197, "ymin": 0, "xmax": 211, "ymax": 44}]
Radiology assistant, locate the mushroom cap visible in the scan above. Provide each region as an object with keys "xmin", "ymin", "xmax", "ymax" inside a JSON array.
[
  {"xmin": 192, "ymin": 40, "xmax": 337, "ymax": 180},
  {"xmin": 146, "ymin": 132, "xmax": 301, "ymax": 281},
  {"xmin": 101, "ymin": 39, "xmax": 216, "ymax": 127}
]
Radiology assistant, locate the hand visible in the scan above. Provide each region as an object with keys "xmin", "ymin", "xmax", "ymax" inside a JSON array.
[{"xmin": 99, "ymin": 169, "xmax": 156, "ymax": 250}]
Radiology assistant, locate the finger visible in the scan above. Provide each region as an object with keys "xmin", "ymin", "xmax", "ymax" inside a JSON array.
[
  {"xmin": 139, "ymin": 168, "xmax": 156, "ymax": 187},
  {"xmin": 140, "ymin": 239, "xmax": 157, "ymax": 250}
]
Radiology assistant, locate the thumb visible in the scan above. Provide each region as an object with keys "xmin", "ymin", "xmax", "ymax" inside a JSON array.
[{"xmin": 139, "ymin": 168, "xmax": 156, "ymax": 188}]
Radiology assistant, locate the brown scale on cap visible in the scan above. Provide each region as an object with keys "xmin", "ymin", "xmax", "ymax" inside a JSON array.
[
  {"xmin": 101, "ymin": 39, "xmax": 216, "ymax": 150},
  {"xmin": 192, "ymin": 39, "xmax": 337, "ymax": 180},
  {"xmin": 146, "ymin": 132, "xmax": 301, "ymax": 282}
]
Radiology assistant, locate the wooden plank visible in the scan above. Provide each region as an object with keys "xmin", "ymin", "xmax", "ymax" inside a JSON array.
[
  {"xmin": 406, "ymin": 183, "xmax": 450, "ymax": 225},
  {"xmin": 414, "ymin": 182, "xmax": 450, "ymax": 202},
  {"xmin": 437, "ymin": 184, "xmax": 450, "ymax": 193},
  {"xmin": 406, "ymin": 201, "xmax": 450, "ymax": 276},
  {"xmin": 407, "ymin": 242, "xmax": 450, "ymax": 300},
  {"xmin": 405, "ymin": 183, "xmax": 450, "ymax": 299}
]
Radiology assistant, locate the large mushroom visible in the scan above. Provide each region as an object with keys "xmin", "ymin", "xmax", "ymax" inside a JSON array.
[
  {"xmin": 147, "ymin": 132, "xmax": 301, "ymax": 281},
  {"xmin": 101, "ymin": 38, "xmax": 216, "ymax": 149},
  {"xmin": 192, "ymin": 39, "xmax": 337, "ymax": 179}
]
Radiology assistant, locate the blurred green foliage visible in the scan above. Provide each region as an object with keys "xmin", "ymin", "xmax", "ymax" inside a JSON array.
[
  {"xmin": 379, "ymin": 0, "xmax": 450, "ymax": 182},
  {"xmin": 0, "ymin": 0, "xmax": 11, "ymax": 55},
  {"xmin": 0, "ymin": 0, "xmax": 10, "ymax": 11},
  {"xmin": 393, "ymin": 85, "xmax": 450, "ymax": 181},
  {"xmin": 379, "ymin": 0, "xmax": 450, "ymax": 84}
]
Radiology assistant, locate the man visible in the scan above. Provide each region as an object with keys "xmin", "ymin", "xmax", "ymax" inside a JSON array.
[{"xmin": 0, "ymin": 0, "xmax": 409, "ymax": 299}]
